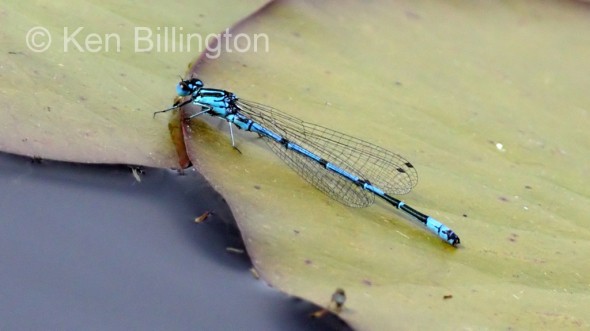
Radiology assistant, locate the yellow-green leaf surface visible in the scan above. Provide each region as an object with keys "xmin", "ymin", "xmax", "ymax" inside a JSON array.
[
  {"xmin": 181, "ymin": 0, "xmax": 590, "ymax": 329},
  {"xmin": 0, "ymin": 0, "xmax": 269, "ymax": 167}
]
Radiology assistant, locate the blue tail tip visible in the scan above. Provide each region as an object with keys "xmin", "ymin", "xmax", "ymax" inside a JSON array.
[{"xmin": 446, "ymin": 231, "xmax": 460, "ymax": 247}]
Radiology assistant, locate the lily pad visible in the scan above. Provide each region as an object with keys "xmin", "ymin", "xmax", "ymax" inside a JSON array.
[{"xmin": 178, "ymin": 0, "xmax": 590, "ymax": 329}]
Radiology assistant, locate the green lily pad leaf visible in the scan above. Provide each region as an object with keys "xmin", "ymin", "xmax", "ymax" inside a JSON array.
[
  {"xmin": 0, "ymin": 0, "xmax": 270, "ymax": 167},
  {"xmin": 179, "ymin": 0, "xmax": 590, "ymax": 329}
]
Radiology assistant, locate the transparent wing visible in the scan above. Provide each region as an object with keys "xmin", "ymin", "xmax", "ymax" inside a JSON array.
[{"xmin": 237, "ymin": 100, "xmax": 418, "ymax": 208}]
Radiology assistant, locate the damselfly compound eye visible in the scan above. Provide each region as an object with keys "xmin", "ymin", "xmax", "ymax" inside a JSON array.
[{"xmin": 176, "ymin": 82, "xmax": 192, "ymax": 96}]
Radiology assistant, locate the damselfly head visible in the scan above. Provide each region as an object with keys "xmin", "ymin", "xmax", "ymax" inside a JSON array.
[{"xmin": 176, "ymin": 78, "xmax": 204, "ymax": 97}]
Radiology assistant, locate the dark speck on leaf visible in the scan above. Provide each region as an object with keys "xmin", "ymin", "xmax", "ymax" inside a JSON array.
[
  {"xmin": 362, "ymin": 279, "xmax": 372, "ymax": 286},
  {"xmin": 405, "ymin": 11, "xmax": 421, "ymax": 20},
  {"xmin": 508, "ymin": 233, "xmax": 518, "ymax": 242},
  {"xmin": 462, "ymin": 214, "xmax": 468, "ymax": 218},
  {"xmin": 304, "ymin": 259, "xmax": 312, "ymax": 265},
  {"xmin": 524, "ymin": 185, "xmax": 532, "ymax": 190},
  {"xmin": 254, "ymin": 185, "xmax": 261, "ymax": 190},
  {"xmin": 443, "ymin": 294, "xmax": 453, "ymax": 300},
  {"xmin": 499, "ymin": 196, "xmax": 509, "ymax": 202}
]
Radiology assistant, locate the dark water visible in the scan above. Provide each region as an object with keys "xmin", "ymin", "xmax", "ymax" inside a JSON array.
[{"xmin": 0, "ymin": 153, "xmax": 350, "ymax": 331}]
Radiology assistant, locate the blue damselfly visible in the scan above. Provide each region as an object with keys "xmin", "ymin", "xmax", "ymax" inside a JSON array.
[{"xmin": 155, "ymin": 78, "xmax": 460, "ymax": 246}]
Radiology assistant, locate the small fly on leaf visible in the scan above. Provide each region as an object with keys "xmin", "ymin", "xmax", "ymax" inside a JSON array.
[{"xmin": 311, "ymin": 288, "xmax": 347, "ymax": 318}]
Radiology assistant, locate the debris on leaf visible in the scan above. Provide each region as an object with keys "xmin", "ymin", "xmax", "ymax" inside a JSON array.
[
  {"xmin": 194, "ymin": 211, "xmax": 213, "ymax": 223},
  {"xmin": 250, "ymin": 268, "xmax": 260, "ymax": 279},
  {"xmin": 226, "ymin": 247, "xmax": 245, "ymax": 254},
  {"xmin": 130, "ymin": 166, "xmax": 145, "ymax": 182}
]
